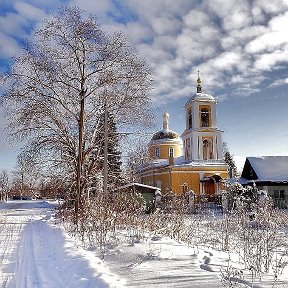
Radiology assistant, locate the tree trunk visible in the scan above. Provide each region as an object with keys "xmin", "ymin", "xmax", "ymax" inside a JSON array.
[
  {"xmin": 76, "ymin": 89, "xmax": 85, "ymax": 224},
  {"xmin": 103, "ymin": 102, "xmax": 108, "ymax": 195}
]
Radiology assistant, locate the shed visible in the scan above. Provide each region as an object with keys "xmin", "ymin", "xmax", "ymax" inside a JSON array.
[
  {"xmin": 115, "ymin": 183, "xmax": 161, "ymax": 210},
  {"xmin": 240, "ymin": 156, "xmax": 288, "ymax": 208}
]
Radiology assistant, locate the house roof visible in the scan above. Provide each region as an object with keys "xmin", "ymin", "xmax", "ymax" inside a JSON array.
[{"xmin": 241, "ymin": 156, "xmax": 288, "ymax": 183}]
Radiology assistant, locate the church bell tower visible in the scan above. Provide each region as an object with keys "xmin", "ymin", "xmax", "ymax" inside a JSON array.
[{"xmin": 181, "ymin": 72, "xmax": 224, "ymax": 162}]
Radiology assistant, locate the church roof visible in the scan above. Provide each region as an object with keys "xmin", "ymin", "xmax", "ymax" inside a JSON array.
[
  {"xmin": 150, "ymin": 111, "xmax": 182, "ymax": 143},
  {"xmin": 193, "ymin": 92, "xmax": 216, "ymax": 101},
  {"xmin": 139, "ymin": 156, "xmax": 226, "ymax": 171},
  {"xmin": 151, "ymin": 129, "xmax": 180, "ymax": 141},
  {"xmin": 184, "ymin": 71, "xmax": 217, "ymax": 106},
  {"xmin": 184, "ymin": 92, "xmax": 217, "ymax": 107},
  {"xmin": 240, "ymin": 156, "xmax": 288, "ymax": 183}
]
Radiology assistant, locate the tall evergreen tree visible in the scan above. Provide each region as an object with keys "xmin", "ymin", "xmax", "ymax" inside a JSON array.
[
  {"xmin": 223, "ymin": 142, "xmax": 238, "ymax": 178},
  {"xmin": 93, "ymin": 109, "xmax": 123, "ymax": 190}
]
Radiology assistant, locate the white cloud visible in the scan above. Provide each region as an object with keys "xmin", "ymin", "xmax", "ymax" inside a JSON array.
[
  {"xmin": 14, "ymin": 2, "xmax": 47, "ymax": 21},
  {"xmin": 254, "ymin": 50, "xmax": 288, "ymax": 70},
  {"xmin": 1, "ymin": 0, "xmax": 288, "ymax": 104},
  {"xmin": 151, "ymin": 17, "xmax": 182, "ymax": 35},
  {"xmin": 208, "ymin": 52, "xmax": 242, "ymax": 71},
  {"xmin": 204, "ymin": 0, "xmax": 251, "ymax": 30},
  {"xmin": 222, "ymin": 11, "xmax": 251, "ymax": 31},
  {"xmin": 125, "ymin": 22, "xmax": 153, "ymax": 44},
  {"xmin": 253, "ymin": 0, "xmax": 288, "ymax": 15},
  {"xmin": 183, "ymin": 10, "xmax": 210, "ymax": 28},
  {"xmin": 230, "ymin": 25, "xmax": 267, "ymax": 43},
  {"xmin": 0, "ymin": 31, "xmax": 22, "ymax": 58},
  {"xmin": 0, "ymin": 13, "xmax": 27, "ymax": 38},
  {"xmin": 125, "ymin": 0, "xmax": 193, "ymax": 22},
  {"xmin": 269, "ymin": 78, "xmax": 288, "ymax": 88},
  {"xmin": 270, "ymin": 11, "xmax": 288, "ymax": 31},
  {"xmin": 245, "ymin": 12, "xmax": 288, "ymax": 54},
  {"xmin": 246, "ymin": 31, "xmax": 288, "ymax": 54},
  {"xmin": 70, "ymin": 0, "xmax": 114, "ymax": 15}
]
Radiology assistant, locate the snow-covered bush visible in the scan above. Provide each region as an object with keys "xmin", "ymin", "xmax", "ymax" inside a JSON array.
[{"xmin": 59, "ymin": 184, "xmax": 288, "ymax": 287}]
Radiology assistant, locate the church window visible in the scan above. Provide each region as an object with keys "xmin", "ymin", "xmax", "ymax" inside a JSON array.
[
  {"xmin": 187, "ymin": 107, "xmax": 192, "ymax": 129},
  {"xmin": 156, "ymin": 180, "xmax": 162, "ymax": 189},
  {"xmin": 155, "ymin": 147, "xmax": 160, "ymax": 158},
  {"xmin": 169, "ymin": 147, "xmax": 174, "ymax": 157},
  {"xmin": 200, "ymin": 108, "xmax": 210, "ymax": 127},
  {"xmin": 185, "ymin": 139, "xmax": 191, "ymax": 161},
  {"xmin": 203, "ymin": 139, "xmax": 213, "ymax": 160}
]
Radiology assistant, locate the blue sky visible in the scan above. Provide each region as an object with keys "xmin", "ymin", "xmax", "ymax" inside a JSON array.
[{"xmin": 0, "ymin": 0, "xmax": 288, "ymax": 172}]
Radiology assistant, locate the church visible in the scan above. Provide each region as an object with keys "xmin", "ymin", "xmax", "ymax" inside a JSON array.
[{"xmin": 137, "ymin": 74, "xmax": 228, "ymax": 196}]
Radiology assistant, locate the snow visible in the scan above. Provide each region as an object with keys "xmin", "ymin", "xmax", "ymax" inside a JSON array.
[
  {"xmin": 0, "ymin": 200, "xmax": 125, "ymax": 288},
  {"xmin": 140, "ymin": 156, "xmax": 226, "ymax": 171},
  {"xmin": 184, "ymin": 92, "xmax": 217, "ymax": 107},
  {"xmin": 104, "ymin": 230, "xmax": 288, "ymax": 288},
  {"xmin": 247, "ymin": 156, "xmax": 288, "ymax": 181},
  {"xmin": 0, "ymin": 200, "xmax": 287, "ymax": 288}
]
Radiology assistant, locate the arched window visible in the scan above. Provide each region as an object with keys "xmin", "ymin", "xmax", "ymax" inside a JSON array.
[
  {"xmin": 156, "ymin": 180, "xmax": 162, "ymax": 189},
  {"xmin": 155, "ymin": 147, "xmax": 160, "ymax": 158},
  {"xmin": 187, "ymin": 107, "xmax": 192, "ymax": 129},
  {"xmin": 169, "ymin": 147, "xmax": 174, "ymax": 157},
  {"xmin": 203, "ymin": 139, "xmax": 213, "ymax": 160},
  {"xmin": 185, "ymin": 139, "xmax": 191, "ymax": 161},
  {"xmin": 200, "ymin": 108, "xmax": 210, "ymax": 127}
]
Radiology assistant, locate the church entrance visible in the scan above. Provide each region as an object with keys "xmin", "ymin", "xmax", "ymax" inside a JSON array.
[
  {"xmin": 204, "ymin": 181, "xmax": 215, "ymax": 196},
  {"xmin": 201, "ymin": 175, "xmax": 223, "ymax": 199}
]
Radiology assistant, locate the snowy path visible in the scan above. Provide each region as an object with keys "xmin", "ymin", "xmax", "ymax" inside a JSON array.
[{"xmin": 0, "ymin": 201, "xmax": 124, "ymax": 288}]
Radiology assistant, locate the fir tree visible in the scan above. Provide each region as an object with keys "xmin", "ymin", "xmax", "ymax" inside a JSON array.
[
  {"xmin": 223, "ymin": 142, "xmax": 238, "ymax": 178},
  {"xmin": 95, "ymin": 109, "xmax": 123, "ymax": 189}
]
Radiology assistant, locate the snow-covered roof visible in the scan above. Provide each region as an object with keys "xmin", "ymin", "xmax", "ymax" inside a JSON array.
[
  {"xmin": 242, "ymin": 156, "xmax": 288, "ymax": 182},
  {"xmin": 175, "ymin": 160, "xmax": 226, "ymax": 168},
  {"xmin": 150, "ymin": 129, "xmax": 181, "ymax": 142},
  {"xmin": 139, "ymin": 156, "xmax": 226, "ymax": 171},
  {"xmin": 184, "ymin": 92, "xmax": 217, "ymax": 107},
  {"xmin": 116, "ymin": 182, "xmax": 160, "ymax": 191},
  {"xmin": 136, "ymin": 158, "xmax": 169, "ymax": 172}
]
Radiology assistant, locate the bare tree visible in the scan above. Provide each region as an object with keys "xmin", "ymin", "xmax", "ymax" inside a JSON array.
[
  {"xmin": 124, "ymin": 137, "xmax": 152, "ymax": 182},
  {"xmin": 0, "ymin": 170, "xmax": 9, "ymax": 201},
  {"xmin": 1, "ymin": 7, "xmax": 153, "ymax": 221},
  {"xmin": 12, "ymin": 152, "xmax": 42, "ymax": 198}
]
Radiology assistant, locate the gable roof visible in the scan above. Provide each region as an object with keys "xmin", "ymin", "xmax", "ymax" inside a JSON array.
[{"xmin": 241, "ymin": 156, "xmax": 288, "ymax": 183}]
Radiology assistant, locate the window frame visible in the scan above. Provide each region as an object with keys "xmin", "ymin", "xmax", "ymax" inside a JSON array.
[
  {"xmin": 155, "ymin": 147, "xmax": 160, "ymax": 158},
  {"xmin": 169, "ymin": 147, "xmax": 174, "ymax": 158}
]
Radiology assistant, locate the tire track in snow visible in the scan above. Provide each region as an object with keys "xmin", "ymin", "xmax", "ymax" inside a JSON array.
[
  {"xmin": 1, "ymin": 201, "xmax": 124, "ymax": 288},
  {"xmin": 14, "ymin": 216, "xmax": 118, "ymax": 288},
  {"xmin": 0, "ymin": 213, "xmax": 25, "ymax": 288}
]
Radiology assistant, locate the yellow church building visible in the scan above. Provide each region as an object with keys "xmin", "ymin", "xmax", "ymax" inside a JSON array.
[{"xmin": 138, "ymin": 74, "xmax": 228, "ymax": 196}]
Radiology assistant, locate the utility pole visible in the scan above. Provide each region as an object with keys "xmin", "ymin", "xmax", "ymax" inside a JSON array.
[{"xmin": 103, "ymin": 102, "xmax": 108, "ymax": 195}]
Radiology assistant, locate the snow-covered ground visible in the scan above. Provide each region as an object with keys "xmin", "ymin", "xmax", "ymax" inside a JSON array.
[
  {"xmin": 0, "ymin": 200, "xmax": 124, "ymax": 288},
  {"xmin": 0, "ymin": 200, "xmax": 287, "ymax": 288},
  {"xmin": 104, "ymin": 232, "xmax": 288, "ymax": 288}
]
